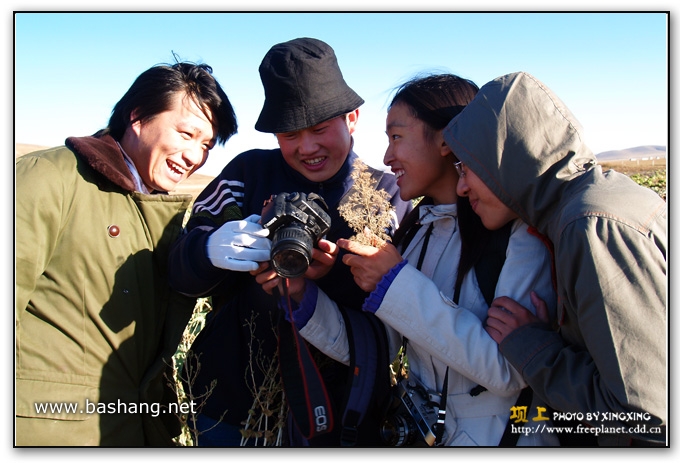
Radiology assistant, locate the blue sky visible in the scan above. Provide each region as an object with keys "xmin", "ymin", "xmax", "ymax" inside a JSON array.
[{"xmin": 13, "ymin": 10, "xmax": 668, "ymax": 177}]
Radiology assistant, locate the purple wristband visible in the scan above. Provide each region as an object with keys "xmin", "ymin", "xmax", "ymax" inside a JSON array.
[
  {"xmin": 362, "ymin": 259, "xmax": 408, "ymax": 313},
  {"xmin": 279, "ymin": 281, "xmax": 319, "ymax": 330}
]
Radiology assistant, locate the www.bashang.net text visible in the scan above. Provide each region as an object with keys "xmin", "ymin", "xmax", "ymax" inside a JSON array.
[{"xmin": 33, "ymin": 399, "xmax": 197, "ymax": 418}]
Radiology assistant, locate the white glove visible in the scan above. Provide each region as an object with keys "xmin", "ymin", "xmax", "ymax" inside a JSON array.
[{"xmin": 206, "ymin": 214, "xmax": 271, "ymax": 272}]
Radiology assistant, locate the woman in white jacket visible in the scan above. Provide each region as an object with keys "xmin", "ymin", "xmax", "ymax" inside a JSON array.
[{"xmin": 256, "ymin": 74, "xmax": 559, "ymax": 446}]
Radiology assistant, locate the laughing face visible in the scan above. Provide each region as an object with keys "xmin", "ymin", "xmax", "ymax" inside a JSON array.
[
  {"xmin": 275, "ymin": 111, "xmax": 358, "ymax": 183},
  {"xmin": 121, "ymin": 91, "xmax": 216, "ymax": 193},
  {"xmin": 384, "ymin": 102, "xmax": 458, "ymax": 205}
]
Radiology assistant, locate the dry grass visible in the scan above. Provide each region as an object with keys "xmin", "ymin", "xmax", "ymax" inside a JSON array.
[
  {"xmin": 599, "ymin": 158, "xmax": 666, "ymax": 176},
  {"xmin": 169, "ymin": 173, "xmax": 214, "ymax": 199},
  {"xmin": 600, "ymin": 158, "xmax": 666, "ymax": 201}
]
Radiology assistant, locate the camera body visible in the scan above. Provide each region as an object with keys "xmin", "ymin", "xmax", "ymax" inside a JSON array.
[
  {"xmin": 260, "ymin": 192, "xmax": 331, "ymax": 279},
  {"xmin": 379, "ymin": 375, "xmax": 442, "ymax": 447}
]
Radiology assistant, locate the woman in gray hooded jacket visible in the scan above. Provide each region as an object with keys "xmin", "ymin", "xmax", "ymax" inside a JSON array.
[{"xmin": 443, "ymin": 72, "xmax": 667, "ymax": 446}]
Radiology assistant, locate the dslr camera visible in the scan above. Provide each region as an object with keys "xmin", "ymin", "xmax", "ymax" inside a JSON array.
[
  {"xmin": 260, "ymin": 192, "xmax": 331, "ymax": 279},
  {"xmin": 379, "ymin": 375, "xmax": 442, "ymax": 447}
]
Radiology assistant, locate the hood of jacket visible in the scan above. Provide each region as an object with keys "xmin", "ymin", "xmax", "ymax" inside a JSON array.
[
  {"xmin": 66, "ymin": 133, "xmax": 137, "ymax": 192},
  {"xmin": 443, "ymin": 72, "xmax": 597, "ymax": 231}
]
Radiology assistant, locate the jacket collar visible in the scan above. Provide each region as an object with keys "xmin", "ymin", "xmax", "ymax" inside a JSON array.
[
  {"xmin": 66, "ymin": 133, "xmax": 137, "ymax": 193},
  {"xmin": 418, "ymin": 203, "xmax": 458, "ymax": 225}
]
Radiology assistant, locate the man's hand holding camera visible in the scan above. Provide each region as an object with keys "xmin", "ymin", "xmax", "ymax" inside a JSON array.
[
  {"xmin": 206, "ymin": 214, "xmax": 272, "ymax": 272},
  {"xmin": 252, "ymin": 238, "xmax": 339, "ymax": 302},
  {"xmin": 246, "ymin": 191, "xmax": 336, "ymax": 302}
]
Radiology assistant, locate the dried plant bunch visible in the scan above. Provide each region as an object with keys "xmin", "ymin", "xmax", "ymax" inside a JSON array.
[
  {"xmin": 171, "ymin": 301, "xmax": 286, "ymax": 446},
  {"xmin": 239, "ymin": 312, "xmax": 286, "ymax": 446},
  {"xmin": 338, "ymin": 158, "xmax": 396, "ymax": 247}
]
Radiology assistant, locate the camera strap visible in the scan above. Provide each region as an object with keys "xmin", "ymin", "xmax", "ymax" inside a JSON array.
[
  {"xmin": 277, "ymin": 279, "xmax": 335, "ymax": 440},
  {"xmin": 435, "ymin": 367, "xmax": 449, "ymax": 446}
]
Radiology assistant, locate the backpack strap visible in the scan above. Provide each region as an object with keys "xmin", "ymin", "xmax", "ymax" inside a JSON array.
[
  {"xmin": 454, "ymin": 221, "xmax": 512, "ymax": 306},
  {"xmin": 391, "ymin": 197, "xmax": 432, "ymax": 250},
  {"xmin": 453, "ymin": 221, "xmax": 531, "ymax": 447},
  {"xmin": 337, "ymin": 306, "xmax": 390, "ymax": 446},
  {"xmin": 398, "ymin": 221, "xmax": 423, "ymax": 253},
  {"xmin": 335, "ymin": 223, "xmax": 434, "ymax": 446}
]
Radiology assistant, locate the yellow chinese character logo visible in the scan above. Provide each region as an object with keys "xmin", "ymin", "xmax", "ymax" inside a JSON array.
[
  {"xmin": 510, "ymin": 405, "xmax": 550, "ymax": 423},
  {"xmin": 509, "ymin": 406, "xmax": 529, "ymax": 423},
  {"xmin": 532, "ymin": 406, "xmax": 549, "ymax": 421}
]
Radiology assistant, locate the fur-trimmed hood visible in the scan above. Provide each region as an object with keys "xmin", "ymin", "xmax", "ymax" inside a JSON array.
[{"xmin": 66, "ymin": 133, "xmax": 137, "ymax": 192}]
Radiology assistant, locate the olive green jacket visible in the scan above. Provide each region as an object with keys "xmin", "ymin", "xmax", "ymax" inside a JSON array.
[{"xmin": 15, "ymin": 134, "xmax": 195, "ymax": 446}]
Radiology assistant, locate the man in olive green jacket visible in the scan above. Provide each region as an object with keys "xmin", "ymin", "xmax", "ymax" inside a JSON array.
[{"xmin": 15, "ymin": 61, "xmax": 238, "ymax": 446}]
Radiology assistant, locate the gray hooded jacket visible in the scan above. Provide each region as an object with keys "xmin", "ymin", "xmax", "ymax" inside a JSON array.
[{"xmin": 443, "ymin": 72, "xmax": 667, "ymax": 445}]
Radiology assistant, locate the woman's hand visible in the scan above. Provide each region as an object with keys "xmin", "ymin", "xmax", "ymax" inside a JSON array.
[{"xmin": 337, "ymin": 235, "xmax": 403, "ymax": 292}]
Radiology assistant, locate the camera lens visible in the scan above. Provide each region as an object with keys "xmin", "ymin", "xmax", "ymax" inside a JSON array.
[
  {"xmin": 380, "ymin": 415, "xmax": 415, "ymax": 447},
  {"xmin": 270, "ymin": 225, "xmax": 314, "ymax": 279}
]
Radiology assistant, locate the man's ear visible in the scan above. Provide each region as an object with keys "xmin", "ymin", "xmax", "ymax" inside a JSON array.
[
  {"xmin": 346, "ymin": 109, "xmax": 359, "ymax": 135},
  {"xmin": 129, "ymin": 108, "xmax": 142, "ymax": 134}
]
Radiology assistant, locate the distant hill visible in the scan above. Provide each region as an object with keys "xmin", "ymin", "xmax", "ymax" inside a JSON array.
[
  {"xmin": 18, "ymin": 143, "xmax": 666, "ymax": 163},
  {"xmin": 596, "ymin": 145, "xmax": 666, "ymax": 162},
  {"xmin": 15, "ymin": 143, "xmax": 50, "ymax": 158},
  {"xmin": 172, "ymin": 173, "xmax": 214, "ymax": 198}
]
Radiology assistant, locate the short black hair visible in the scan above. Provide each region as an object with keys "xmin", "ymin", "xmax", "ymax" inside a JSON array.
[{"xmin": 107, "ymin": 60, "xmax": 237, "ymax": 145}]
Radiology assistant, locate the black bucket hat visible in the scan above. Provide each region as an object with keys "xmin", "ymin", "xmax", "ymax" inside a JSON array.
[{"xmin": 255, "ymin": 37, "xmax": 364, "ymax": 133}]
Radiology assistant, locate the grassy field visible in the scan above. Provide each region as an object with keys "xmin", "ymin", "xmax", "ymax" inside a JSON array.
[
  {"xmin": 599, "ymin": 157, "xmax": 666, "ymax": 176},
  {"xmin": 600, "ymin": 158, "xmax": 666, "ymax": 201}
]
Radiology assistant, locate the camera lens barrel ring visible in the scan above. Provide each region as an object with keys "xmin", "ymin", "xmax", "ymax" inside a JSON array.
[
  {"xmin": 380, "ymin": 414, "xmax": 417, "ymax": 447},
  {"xmin": 270, "ymin": 226, "xmax": 314, "ymax": 279}
]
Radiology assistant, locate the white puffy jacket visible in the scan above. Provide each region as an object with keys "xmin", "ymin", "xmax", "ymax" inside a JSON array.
[{"xmin": 301, "ymin": 203, "xmax": 559, "ymax": 446}]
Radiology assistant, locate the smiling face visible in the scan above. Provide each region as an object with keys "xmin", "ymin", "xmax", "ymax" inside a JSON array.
[
  {"xmin": 275, "ymin": 111, "xmax": 357, "ymax": 183},
  {"xmin": 120, "ymin": 91, "xmax": 216, "ymax": 193},
  {"xmin": 384, "ymin": 102, "xmax": 458, "ymax": 205},
  {"xmin": 455, "ymin": 162, "xmax": 519, "ymax": 230}
]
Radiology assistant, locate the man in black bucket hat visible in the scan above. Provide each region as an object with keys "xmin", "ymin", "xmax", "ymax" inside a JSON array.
[
  {"xmin": 255, "ymin": 37, "xmax": 365, "ymax": 134},
  {"xmin": 168, "ymin": 37, "xmax": 411, "ymax": 446}
]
